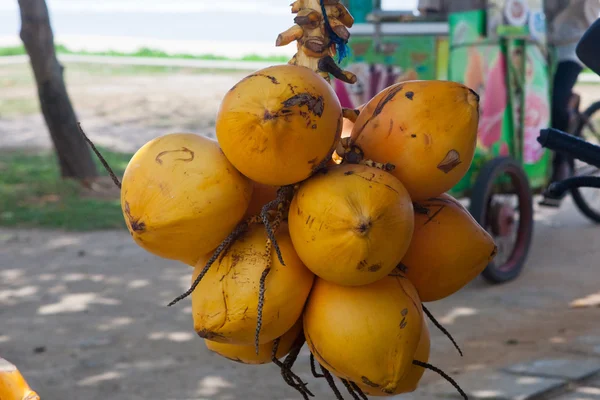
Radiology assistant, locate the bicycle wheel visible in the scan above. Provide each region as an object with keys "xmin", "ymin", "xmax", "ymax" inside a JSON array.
[
  {"xmin": 570, "ymin": 100, "xmax": 600, "ymax": 223},
  {"xmin": 470, "ymin": 157, "xmax": 534, "ymax": 284}
]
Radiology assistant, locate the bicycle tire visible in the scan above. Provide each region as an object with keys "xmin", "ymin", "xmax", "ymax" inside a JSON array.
[
  {"xmin": 570, "ymin": 100, "xmax": 600, "ymax": 223},
  {"xmin": 470, "ymin": 156, "xmax": 534, "ymax": 284}
]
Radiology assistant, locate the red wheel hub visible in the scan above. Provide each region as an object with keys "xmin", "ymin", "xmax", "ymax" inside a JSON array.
[{"xmin": 490, "ymin": 202, "xmax": 515, "ymax": 237}]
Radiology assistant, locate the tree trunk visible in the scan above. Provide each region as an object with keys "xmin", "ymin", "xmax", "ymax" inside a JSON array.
[{"xmin": 17, "ymin": 0, "xmax": 97, "ymax": 180}]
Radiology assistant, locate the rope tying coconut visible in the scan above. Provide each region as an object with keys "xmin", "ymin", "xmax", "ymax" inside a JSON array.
[
  {"xmin": 320, "ymin": 364, "xmax": 345, "ymax": 400},
  {"xmin": 422, "ymin": 305, "xmax": 463, "ymax": 357},
  {"xmin": 255, "ymin": 267, "xmax": 271, "ymax": 354},
  {"xmin": 319, "ymin": 0, "xmax": 350, "ymax": 63},
  {"xmin": 413, "ymin": 360, "xmax": 468, "ymax": 400},
  {"xmin": 78, "ymin": 123, "xmax": 122, "ymax": 189},
  {"xmin": 341, "ymin": 379, "xmax": 361, "ymax": 400}
]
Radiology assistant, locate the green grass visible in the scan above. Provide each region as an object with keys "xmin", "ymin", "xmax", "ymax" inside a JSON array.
[
  {"xmin": 0, "ymin": 43, "xmax": 288, "ymax": 63},
  {"xmin": 0, "ymin": 148, "xmax": 133, "ymax": 231}
]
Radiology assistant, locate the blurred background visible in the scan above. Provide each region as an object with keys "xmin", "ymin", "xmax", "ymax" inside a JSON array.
[{"xmin": 1, "ymin": 1, "xmax": 600, "ymax": 399}]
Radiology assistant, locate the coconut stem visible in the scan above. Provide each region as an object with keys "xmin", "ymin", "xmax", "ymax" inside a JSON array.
[
  {"xmin": 413, "ymin": 360, "xmax": 468, "ymax": 400},
  {"xmin": 336, "ymin": 137, "xmax": 396, "ymax": 171},
  {"xmin": 273, "ymin": 335, "xmax": 314, "ymax": 399},
  {"xmin": 350, "ymin": 381, "xmax": 368, "ymax": 400},
  {"xmin": 310, "ymin": 353, "xmax": 324, "ymax": 378},
  {"xmin": 341, "ymin": 379, "xmax": 361, "ymax": 400},
  {"xmin": 320, "ymin": 364, "xmax": 345, "ymax": 400},
  {"xmin": 422, "ymin": 304, "xmax": 463, "ymax": 357},
  {"xmin": 342, "ymin": 108, "xmax": 360, "ymax": 123},
  {"xmin": 255, "ymin": 266, "xmax": 271, "ymax": 354},
  {"xmin": 255, "ymin": 186, "xmax": 296, "ymax": 354},
  {"xmin": 78, "ymin": 123, "xmax": 122, "ymax": 189},
  {"xmin": 311, "ymin": 357, "xmax": 366, "ymax": 400},
  {"xmin": 271, "ymin": 337, "xmax": 313, "ymax": 398},
  {"xmin": 277, "ymin": 0, "xmax": 357, "ymax": 83}
]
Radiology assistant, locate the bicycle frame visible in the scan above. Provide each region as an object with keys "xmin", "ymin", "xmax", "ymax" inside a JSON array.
[{"xmin": 537, "ymin": 128, "xmax": 600, "ymax": 198}]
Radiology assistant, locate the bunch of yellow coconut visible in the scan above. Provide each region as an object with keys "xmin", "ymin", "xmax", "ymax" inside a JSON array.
[{"xmin": 114, "ymin": 1, "xmax": 496, "ymax": 399}]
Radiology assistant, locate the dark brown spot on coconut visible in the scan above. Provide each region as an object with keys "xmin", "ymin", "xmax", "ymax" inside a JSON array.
[
  {"xmin": 387, "ymin": 119, "xmax": 394, "ymax": 137},
  {"xmin": 374, "ymin": 85, "xmax": 404, "ymax": 117},
  {"xmin": 384, "ymin": 184, "xmax": 399, "ymax": 195},
  {"xmin": 155, "ymin": 147, "xmax": 195, "ymax": 165},
  {"xmin": 356, "ymin": 220, "xmax": 372, "ymax": 235},
  {"xmin": 399, "ymin": 317, "xmax": 408, "ymax": 329},
  {"xmin": 250, "ymin": 73, "xmax": 280, "ymax": 85},
  {"xmin": 357, "ymin": 259, "xmax": 368, "ymax": 270},
  {"xmin": 424, "ymin": 205, "xmax": 446, "ymax": 225},
  {"xmin": 130, "ymin": 221, "xmax": 145, "ymax": 232},
  {"xmin": 344, "ymin": 170, "xmax": 355, "ymax": 176},
  {"xmin": 468, "ymin": 87, "xmax": 480, "ymax": 102},
  {"xmin": 368, "ymin": 263, "xmax": 382, "ymax": 272},
  {"xmin": 411, "ymin": 134, "xmax": 417, "ymax": 138},
  {"xmin": 353, "ymin": 84, "xmax": 404, "ymax": 137},
  {"xmin": 361, "ymin": 377, "xmax": 380, "ymax": 388},
  {"xmin": 197, "ymin": 329, "xmax": 225, "ymax": 340},
  {"xmin": 307, "ymin": 156, "xmax": 318, "ymax": 166},
  {"xmin": 401, "ymin": 308, "xmax": 408, "ymax": 317},
  {"xmin": 437, "ymin": 150, "xmax": 462, "ymax": 173},
  {"xmin": 281, "ymin": 93, "xmax": 325, "ymax": 117},
  {"xmin": 405, "ymin": 91, "xmax": 414, "ymax": 100},
  {"xmin": 223, "ymin": 356, "xmax": 245, "ymax": 364},
  {"xmin": 124, "ymin": 202, "xmax": 146, "ymax": 233},
  {"xmin": 230, "ymin": 253, "xmax": 243, "ymax": 269}
]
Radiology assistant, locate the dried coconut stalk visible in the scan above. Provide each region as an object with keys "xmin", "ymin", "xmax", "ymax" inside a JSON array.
[{"xmin": 277, "ymin": 0, "xmax": 357, "ymax": 84}]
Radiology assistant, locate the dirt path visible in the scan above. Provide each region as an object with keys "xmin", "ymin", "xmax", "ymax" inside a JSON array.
[
  {"xmin": 1, "ymin": 62, "xmax": 599, "ymax": 154},
  {"xmin": 1, "ymin": 63, "xmax": 600, "ymax": 399},
  {"xmin": 1, "ymin": 196, "xmax": 599, "ymax": 400}
]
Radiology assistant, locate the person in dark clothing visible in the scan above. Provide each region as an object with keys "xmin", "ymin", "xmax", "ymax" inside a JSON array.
[
  {"xmin": 545, "ymin": 0, "xmax": 600, "ymax": 189},
  {"xmin": 548, "ymin": 61, "xmax": 584, "ymax": 183}
]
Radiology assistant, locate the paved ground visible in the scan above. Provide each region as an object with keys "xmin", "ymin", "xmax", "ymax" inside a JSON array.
[
  {"xmin": 1, "ymin": 61, "xmax": 600, "ymax": 399},
  {"xmin": 1, "ymin": 195, "xmax": 599, "ymax": 400}
]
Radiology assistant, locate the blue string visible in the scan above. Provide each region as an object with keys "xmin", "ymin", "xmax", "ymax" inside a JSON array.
[{"xmin": 319, "ymin": 0, "xmax": 351, "ymax": 64}]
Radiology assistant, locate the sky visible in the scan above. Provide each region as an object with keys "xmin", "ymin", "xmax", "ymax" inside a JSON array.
[
  {"xmin": 0, "ymin": 0, "xmax": 418, "ymax": 14},
  {"xmin": 0, "ymin": 0, "xmax": 418, "ymax": 56}
]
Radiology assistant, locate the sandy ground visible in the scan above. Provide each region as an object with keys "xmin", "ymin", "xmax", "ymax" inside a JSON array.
[{"xmin": 1, "ymin": 62, "xmax": 600, "ymax": 400}]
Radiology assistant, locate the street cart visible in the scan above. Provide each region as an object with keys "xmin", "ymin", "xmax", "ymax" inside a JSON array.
[{"xmin": 338, "ymin": 0, "xmax": 556, "ymax": 284}]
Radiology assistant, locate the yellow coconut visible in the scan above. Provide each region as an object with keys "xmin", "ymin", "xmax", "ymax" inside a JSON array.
[
  {"xmin": 205, "ymin": 317, "xmax": 303, "ymax": 365},
  {"xmin": 244, "ymin": 182, "xmax": 279, "ymax": 218},
  {"xmin": 288, "ymin": 164, "xmax": 414, "ymax": 286},
  {"xmin": 402, "ymin": 194, "xmax": 497, "ymax": 302},
  {"xmin": 0, "ymin": 358, "xmax": 39, "ymax": 400},
  {"xmin": 304, "ymin": 275, "xmax": 423, "ymax": 394},
  {"xmin": 350, "ymin": 80, "xmax": 480, "ymax": 201},
  {"xmin": 192, "ymin": 223, "xmax": 315, "ymax": 345},
  {"xmin": 121, "ymin": 133, "xmax": 253, "ymax": 266},
  {"xmin": 216, "ymin": 64, "xmax": 343, "ymax": 186},
  {"xmin": 356, "ymin": 316, "xmax": 430, "ymax": 396}
]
